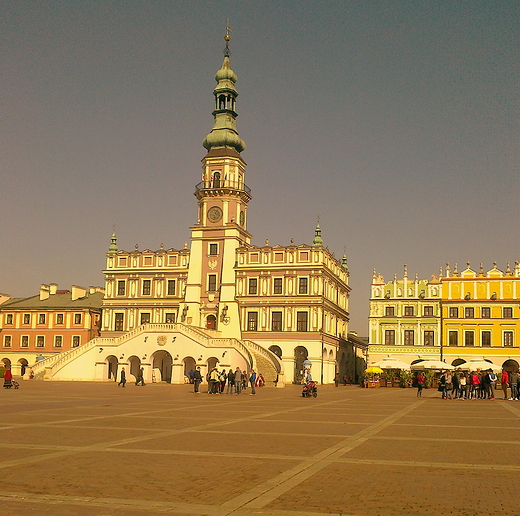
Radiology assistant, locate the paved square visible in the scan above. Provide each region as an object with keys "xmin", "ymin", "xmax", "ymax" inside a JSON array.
[{"xmin": 1, "ymin": 381, "xmax": 519, "ymax": 516}]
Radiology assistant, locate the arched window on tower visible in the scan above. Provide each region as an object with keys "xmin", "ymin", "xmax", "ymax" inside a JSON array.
[
  {"xmin": 212, "ymin": 172, "xmax": 221, "ymax": 188},
  {"xmin": 219, "ymin": 95, "xmax": 226, "ymax": 110}
]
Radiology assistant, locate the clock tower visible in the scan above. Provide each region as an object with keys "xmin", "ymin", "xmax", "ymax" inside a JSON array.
[{"xmin": 183, "ymin": 31, "xmax": 251, "ymax": 337}]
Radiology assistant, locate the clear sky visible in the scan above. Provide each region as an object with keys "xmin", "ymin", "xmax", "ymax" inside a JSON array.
[{"xmin": 1, "ymin": 0, "xmax": 518, "ymax": 333}]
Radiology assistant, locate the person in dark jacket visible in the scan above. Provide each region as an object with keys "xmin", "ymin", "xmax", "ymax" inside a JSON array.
[
  {"xmin": 118, "ymin": 367, "xmax": 126, "ymax": 387},
  {"xmin": 193, "ymin": 367, "xmax": 202, "ymax": 393}
]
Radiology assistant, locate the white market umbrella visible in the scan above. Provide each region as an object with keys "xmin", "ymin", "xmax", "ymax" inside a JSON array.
[
  {"xmin": 372, "ymin": 358, "xmax": 411, "ymax": 370},
  {"xmin": 458, "ymin": 359, "xmax": 501, "ymax": 372},
  {"xmin": 411, "ymin": 360, "xmax": 455, "ymax": 370}
]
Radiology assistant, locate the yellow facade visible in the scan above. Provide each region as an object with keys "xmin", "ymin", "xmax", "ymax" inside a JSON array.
[{"xmin": 442, "ymin": 263, "xmax": 520, "ymax": 368}]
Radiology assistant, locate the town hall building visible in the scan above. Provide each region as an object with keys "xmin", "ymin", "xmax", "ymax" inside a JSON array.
[{"xmin": 28, "ymin": 34, "xmax": 355, "ymax": 385}]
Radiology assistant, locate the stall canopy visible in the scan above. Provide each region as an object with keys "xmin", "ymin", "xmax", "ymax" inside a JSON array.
[
  {"xmin": 411, "ymin": 360, "xmax": 455, "ymax": 370},
  {"xmin": 372, "ymin": 358, "xmax": 411, "ymax": 370},
  {"xmin": 456, "ymin": 359, "xmax": 501, "ymax": 372}
]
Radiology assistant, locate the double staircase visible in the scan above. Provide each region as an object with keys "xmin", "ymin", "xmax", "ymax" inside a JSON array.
[{"xmin": 31, "ymin": 323, "xmax": 283, "ymax": 384}]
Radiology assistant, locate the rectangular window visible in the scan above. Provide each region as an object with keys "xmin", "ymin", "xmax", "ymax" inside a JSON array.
[
  {"xmin": 274, "ymin": 252, "xmax": 284, "ymax": 262},
  {"xmin": 385, "ymin": 306, "xmax": 395, "ymax": 317},
  {"xmin": 165, "ymin": 313, "xmax": 175, "ymax": 323},
  {"xmin": 247, "ymin": 312, "xmax": 258, "ymax": 331},
  {"xmin": 404, "ymin": 306, "xmax": 414, "ymax": 317},
  {"xmin": 481, "ymin": 331, "xmax": 491, "ymax": 347},
  {"xmin": 404, "ymin": 330, "xmax": 414, "ymax": 346},
  {"xmin": 167, "ymin": 279, "xmax": 176, "ymax": 296},
  {"xmin": 424, "ymin": 331, "xmax": 434, "ymax": 346},
  {"xmin": 449, "ymin": 331, "xmax": 458, "ymax": 346},
  {"xmin": 114, "ymin": 313, "xmax": 124, "ymax": 331},
  {"xmin": 3, "ymin": 336, "xmax": 11, "ymax": 348},
  {"xmin": 503, "ymin": 307, "xmax": 513, "ymax": 318},
  {"xmin": 504, "ymin": 331, "xmax": 514, "ymax": 347},
  {"xmin": 296, "ymin": 312, "xmax": 308, "ymax": 332},
  {"xmin": 36, "ymin": 336, "xmax": 45, "ymax": 348},
  {"xmin": 6, "ymin": 314, "xmax": 13, "ymax": 325},
  {"xmin": 481, "ymin": 307, "xmax": 491, "ymax": 318},
  {"xmin": 423, "ymin": 306, "xmax": 434, "ymax": 317},
  {"xmin": 464, "ymin": 331, "xmax": 474, "ymax": 347},
  {"xmin": 140, "ymin": 313, "xmax": 151, "ymax": 325},
  {"xmin": 39, "ymin": 313, "xmax": 46, "ymax": 325},
  {"xmin": 74, "ymin": 313, "xmax": 82, "ymax": 325},
  {"xmin": 298, "ymin": 277, "xmax": 308, "ymax": 294},
  {"xmin": 449, "ymin": 307, "xmax": 459, "ymax": 318},
  {"xmin": 273, "ymin": 278, "xmax": 283, "ymax": 294},
  {"xmin": 56, "ymin": 313, "xmax": 64, "ymax": 325},
  {"xmin": 385, "ymin": 330, "xmax": 395, "ymax": 345},
  {"xmin": 142, "ymin": 280, "xmax": 151, "ymax": 296},
  {"xmin": 465, "ymin": 307, "xmax": 474, "ymax": 318},
  {"xmin": 271, "ymin": 312, "xmax": 283, "ymax": 331},
  {"xmin": 208, "ymin": 274, "xmax": 217, "ymax": 292},
  {"xmin": 54, "ymin": 336, "xmax": 63, "ymax": 348},
  {"xmin": 21, "ymin": 336, "xmax": 29, "ymax": 348},
  {"xmin": 23, "ymin": 314, "xmax": 30, "ymax": 325},
  {"xmin": 117, "ymin": 281, "xmax": 126, "ymax": 296},
  {"xmin": 209, "ymin": 243, "xmax": 218, "ymax": 256},
  {"xmin": 72, "ymin": 336, "xmax": 80, "ymax": 347},
  {"xmin": 248, "ymin": 278, "xmax": 258, "ymax": 295}
]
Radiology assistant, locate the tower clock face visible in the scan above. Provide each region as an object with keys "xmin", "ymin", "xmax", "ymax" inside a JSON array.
[{"xmin": 207, "ymin": 206, "xmax": 223, "ymax": 223}]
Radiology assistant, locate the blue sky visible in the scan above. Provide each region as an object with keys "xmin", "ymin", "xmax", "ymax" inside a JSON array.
[{"xmin": 1, "ymin": 1, "xmax": 518, "ymax": 332}]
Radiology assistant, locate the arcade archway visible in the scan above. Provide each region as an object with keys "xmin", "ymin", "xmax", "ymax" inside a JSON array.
[
  {"xmin": 152, "ymin": 350, "xmax": 173, "ymax": 383},
  {"xmin": 294, "ymin": 346, "xmax": 308, "ymax": 383},
  {"xmin": 106, "ymin": 355, "xmax": 118, "ymax": 380}
]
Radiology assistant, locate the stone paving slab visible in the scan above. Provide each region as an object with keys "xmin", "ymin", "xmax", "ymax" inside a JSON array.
[{"xmin": 1, "ymin": 381, "xmax": 519, "ymax": 516}]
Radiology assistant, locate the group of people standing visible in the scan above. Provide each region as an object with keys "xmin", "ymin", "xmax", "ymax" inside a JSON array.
[
  {"xmin": 189, "ymin": 366, "xmax": 264, "ymax": 395},
  {"xmin": 416, "ymin": 369, "xmax": 520, "ymax": 400},
  {"xmin": 438, "ymin": 370, "xmax": 498, "ymax": 399}
]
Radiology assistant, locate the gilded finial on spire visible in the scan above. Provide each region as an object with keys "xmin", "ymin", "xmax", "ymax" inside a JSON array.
[{"xmin": 224, "ymin": 19, "xmax": 232, "ymax": 56}]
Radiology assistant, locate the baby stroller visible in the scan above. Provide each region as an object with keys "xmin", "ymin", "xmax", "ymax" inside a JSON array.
[
  {"xmin": 12, "ymin": 380, "xmax": 20, "ymax": 389},
  {"xmin": 302, "ymin": 381, "xmax": 318, "ymax": 398}
]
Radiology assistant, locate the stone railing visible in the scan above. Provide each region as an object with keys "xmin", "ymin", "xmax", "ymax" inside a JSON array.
[{"xmin": 243, "ymin": 340, "xmax": 283, "ymax": 374}]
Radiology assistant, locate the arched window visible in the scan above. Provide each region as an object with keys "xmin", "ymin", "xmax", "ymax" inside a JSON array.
[{"xmin": 212, "ymin": 172, "xmax": 221, "ymax": 188}]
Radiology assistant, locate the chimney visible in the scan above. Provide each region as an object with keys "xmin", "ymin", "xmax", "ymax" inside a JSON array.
[
  {"xmin": 49, "ymin": 283, "xmax": 58, "ymax": 295},
  {"xmin": 39, "ymin": 284, "xmax": 50, "ymax": 300},
  {"xmin": 71, "ymin": 285, "xmax": 87, "ymax": 301}
]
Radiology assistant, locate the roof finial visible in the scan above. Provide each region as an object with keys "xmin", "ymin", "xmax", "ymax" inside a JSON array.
[
  {"xmin": 224, "ymin": 19, "xmax": 232, "ymax": 56},
  {"xmin": 313, "ymin": 218, "xmax": 323, "ymax": 247},
  {"xmin": 108, "ymin": 231, "xmax": 118, "ymax": 254}
]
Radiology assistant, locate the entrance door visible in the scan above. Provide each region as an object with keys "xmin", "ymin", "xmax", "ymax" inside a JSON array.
[
  {"xmin": 206, "ymin": 315, "xmax": 217, "ymax": 330},
  {"xmin": 152, "ymin": 350, "xmax": 173, "ymax": 383}
]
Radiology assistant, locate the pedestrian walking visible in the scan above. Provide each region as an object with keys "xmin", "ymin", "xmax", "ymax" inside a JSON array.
[
  {"xmin": 135, "ymin": 367, "xmax": 145, "ymax": 386},
  {"xmin": 118, "ymin": 367, "xmax": 126, "ymax": 387}
]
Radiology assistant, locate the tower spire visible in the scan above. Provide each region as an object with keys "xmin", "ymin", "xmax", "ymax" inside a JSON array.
[
  {"xmin": 313, "ymin": 221, "xmax": 323, "ymax": 246},
  {"xmin": 202, "ymin": 25, "xmax": 245, "ymax": 153}
]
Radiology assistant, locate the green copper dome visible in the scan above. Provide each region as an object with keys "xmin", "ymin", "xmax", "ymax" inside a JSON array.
[{"xmin": 203, "ymin": 53, "xmax": 246, "ymax": 153}]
